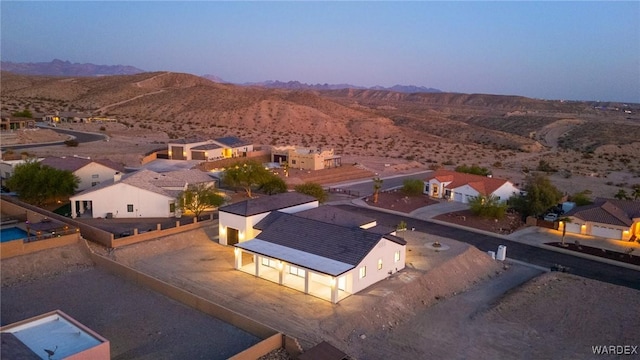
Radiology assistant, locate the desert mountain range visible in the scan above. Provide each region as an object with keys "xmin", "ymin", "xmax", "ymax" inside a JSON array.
[{"xmin": 1, "ymin": 70, "xmax": 639, "ymax": 164}]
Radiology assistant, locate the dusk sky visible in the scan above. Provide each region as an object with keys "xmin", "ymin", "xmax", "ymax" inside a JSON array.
[{"xmin": 2, "ymin": 1, "xmax": 639, "ymax": 103}]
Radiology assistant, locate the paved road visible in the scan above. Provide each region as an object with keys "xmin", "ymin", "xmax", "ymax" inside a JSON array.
[
  {"xmin": 335, "ymin": 204, "xmax": 640, "ymax": 290},
  {"xmin": 0, "ymin": 126, "xmax": 107, "ymax": 150},
  {"xmin": 329, "ymin": 170, "xmax": 432, "ymax": 196}
]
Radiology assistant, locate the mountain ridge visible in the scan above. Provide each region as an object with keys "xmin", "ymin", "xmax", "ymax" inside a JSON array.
[{"xmin": 0, "ymin": 59, "xmax": 145, "ymax": 76}]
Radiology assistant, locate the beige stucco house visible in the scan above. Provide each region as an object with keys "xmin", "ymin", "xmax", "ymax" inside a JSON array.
[
  {"xmin": 271, "ymin": 146, "xmax": 341, "ymax": 171},
  {"xmin": 168, "ymin": 137, "xmax": 253, "ymax": 161}
]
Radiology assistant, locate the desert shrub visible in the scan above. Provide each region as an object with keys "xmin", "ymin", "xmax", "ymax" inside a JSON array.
[
  {"xmin": 294, "ymin": 182, "xmax": 327, "ymax": 203},
  {"xmin": 569, "ymin": 191, "xmax": 593, "ymax": 206},
  {"xmin": 64, "ymin": 139, "xmax": 79, "ymax": 147},
  {"xmin": 402, "ymin": 179, "xmax": 424, "ymax": 196},
  {"xmin": 443, "ymin": 160, "xmax": 455, "ymax": 166},
  {"xmin": 469, "ymin": 195, "xmax": 507, "ymax": 220},
  {"xmin": 99, "ymin": 126, "xmax": 106, "ymax": 131},
  {"xmin": 455, "ymin": 164, "xmax": 491, "ymax": 176},
  {"xmin": 536, "ymin": 160, "xmax": 557, "ymax": 173}
]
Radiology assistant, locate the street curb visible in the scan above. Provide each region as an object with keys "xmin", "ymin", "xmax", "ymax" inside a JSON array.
[{"xmin": 348, "ymin": 199, "xmax": 640, "ymax": 272}]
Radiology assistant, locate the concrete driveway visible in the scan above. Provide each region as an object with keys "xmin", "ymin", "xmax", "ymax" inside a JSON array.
[{"xmin": 410, "ymin": 201, "xmax": 469, "ymax": 219}]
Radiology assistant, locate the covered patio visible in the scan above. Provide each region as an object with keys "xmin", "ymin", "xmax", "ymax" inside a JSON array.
[{"xmin": 234, "ymin": 239, "xmax": 351, "ymax": 303}]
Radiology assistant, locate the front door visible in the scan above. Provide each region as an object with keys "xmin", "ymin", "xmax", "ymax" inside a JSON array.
[
  {"xmin": 227, "ymin": 228, "xmax": 239, "ymax": 245},
  {"xmin": 432, "ymin": 184, "xmax": 439, "ymax": 197}
]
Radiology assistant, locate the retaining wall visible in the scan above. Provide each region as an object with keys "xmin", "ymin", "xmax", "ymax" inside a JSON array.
[
  {"xmin": 110, "ymin": 218, "xmax": 214, "ymax": 248},
  {"xmin": 1, "ymin": 233, "xmax": 79, "ymax": 259}
]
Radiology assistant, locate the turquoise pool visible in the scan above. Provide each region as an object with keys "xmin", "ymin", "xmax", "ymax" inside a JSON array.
[{"xmin": 1, "ymin": 227, "xmax": 28, "ymax": 243}]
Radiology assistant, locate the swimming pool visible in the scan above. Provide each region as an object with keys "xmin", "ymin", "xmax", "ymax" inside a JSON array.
[{"xmin": 1, "ymin": 227, "xmax": 29, "ymax": 243}]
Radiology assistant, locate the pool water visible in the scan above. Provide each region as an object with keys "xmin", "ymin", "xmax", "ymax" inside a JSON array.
[{"xmin": 1, "ymin": 227, "xmax": 29, "ymax": 242}]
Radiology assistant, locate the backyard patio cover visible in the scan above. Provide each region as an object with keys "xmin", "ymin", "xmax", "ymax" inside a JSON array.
[{"xmin": 235, "ymin": 238, "xmax": 353, "ymax": 277}]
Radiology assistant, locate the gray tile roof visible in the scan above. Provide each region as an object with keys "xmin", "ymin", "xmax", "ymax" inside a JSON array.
[
  {"xmin": 72, "ymin": 169, "xmax": 214, "ymax": 198},
  {"xmin": 293, "ymin": 206, "xmax": 375, "ymax": 228},
  {"xmin": 566, "ymin": 197, "xmax": 640, "ymax": 227},
  {"xmin": 214, "ymin": 136, "xmax": 250, "ymax": 147},
  {"xmin": 251, "ymin": 212, "xmax": 403, "ymax": 267},
  {"xmin": 219, "ymin": 192, "xmax": 317, "ymax": 216},
  {"xmin": 191, "ymin": 143, "xmax": 222, "ymax": 150},
  {"xmin": 40, "ymin": 156, "xmax": 124, "ymax": 173}
]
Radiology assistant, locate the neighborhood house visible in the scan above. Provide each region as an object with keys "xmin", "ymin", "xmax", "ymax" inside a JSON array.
[
  {"xmin": 271, "ymin": 146, "xmax": 342, "ymax": 171},
  {"xmin": 40, "ymin": 156, "xmax": 125, "ymax": 192},
  {"xmin": 424, "ymin": 170, "xmax": 519, "ymax": 204},
  {"xmin": 167, "ymin": 137, "xmax": 253, "ymax": 161},
  {"xmin": 563, "ymin": 198, "xmax": 640, "ymax": 241},
  {"xmin": 69, "ymin": 169, "xmax": 215, "ymax": 219}
]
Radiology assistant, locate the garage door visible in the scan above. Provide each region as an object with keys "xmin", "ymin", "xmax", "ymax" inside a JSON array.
[
  {"xmin": 454, "ymin": 192, "xmax": 463, "ymax": 202},
  {"xmin": 564, "ymin": 223, "xmax": 581, "ymax": 234},
  {"xmin": 591, "ymin": 225, "xmax": 622, "ymax": 239}
]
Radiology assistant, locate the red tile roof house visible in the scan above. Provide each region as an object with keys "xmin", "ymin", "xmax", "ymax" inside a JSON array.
[
  {"xmin": 219, "ymin": 193, "xmax": 407, "ymax": 303},
  {"xmin": 40, "ymin": 156, "xmax": 125, "ymax": 192},
  {"xmin": 563, "ymin": 198, "xmax": 640, "ymax": 241},
  {"xmin": 424, "ymin": 170, "xmax": 520, "ymax": 203}
]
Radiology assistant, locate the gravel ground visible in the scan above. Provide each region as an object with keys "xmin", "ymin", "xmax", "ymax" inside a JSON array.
[{"xmin": 1, "ymin": 253, "xmax": 261, "ymax": 360}]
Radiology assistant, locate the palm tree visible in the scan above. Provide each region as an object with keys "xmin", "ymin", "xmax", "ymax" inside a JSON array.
[
  {"xmin": 372, "ymin": 177, "xmax": 383, "ymax": 204},
  {"xmin": 559, "ymin": 216, "xmax": 572, "ymax": 247}
]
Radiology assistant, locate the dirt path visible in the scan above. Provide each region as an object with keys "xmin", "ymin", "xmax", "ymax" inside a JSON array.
[
  {"xmin": 96, "ymin": 89, "xmax": 166, "ymax": 113},
  {"xmin": 94, "ymin": 72, "xmax": 172, "ymax": 113},
  {"xmin": 537, "ymin": 118, "xmax": 583, "ymax": 149}
]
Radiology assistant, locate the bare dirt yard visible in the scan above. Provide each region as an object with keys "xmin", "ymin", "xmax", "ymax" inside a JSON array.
[{"xmin": 76, "ymin": 226, "xmax": 639, "ymax": 359}]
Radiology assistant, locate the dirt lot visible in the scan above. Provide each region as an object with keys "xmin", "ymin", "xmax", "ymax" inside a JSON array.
[
  {"xmin": 1, "ymin": 244, "xmax": 260, "ymax": 360},
  {"xmin": 81, "ymin": 225, "xmax": 639, "ymax": 359}
]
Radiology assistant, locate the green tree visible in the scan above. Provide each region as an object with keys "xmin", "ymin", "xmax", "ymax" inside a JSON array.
[
  {"xmin": 455, "ymin": 164, "xmax": 491, "ymax": 176},
  {"xmin": 222, "ymin": 160, "xmax": 272, "ymax": 198},
  {"xmin": 509, "ymin": 174, "xmax": 562, "ymax": 217},
  {"xmin": 176, "ymin": 183, "xmax": 225, "ymax": 218},
  {"xmin": 372, "ymin": 177, "xmax": 383, "ymax": 203},
  {"xmin": 568, "ymin": 190, "xmax": 593, "ymax": 206},
  {"xmin": 12, "ymin": 109, "xmax": 32, "ymax": 118},
  {"xmin": 614, "ymin": 189, "xmax": 630, "ymax": 200},
  {"xmin": 294, "ymin": 182, "xmax": 327, "ymax": 203},
  {"xmin": 259, "ymin": 175, "xmax": 288, "ymax": 195},
  {"xmin": 6, "ymin": 160, "xmax": 79, "ymax": 206},
  {"xmin": 469, "ymin": 194, "xmax": 507, "ymax": 220},
  {"xmin": 402, "ymin": 178, "xmax": 424, "ymax": 197}
]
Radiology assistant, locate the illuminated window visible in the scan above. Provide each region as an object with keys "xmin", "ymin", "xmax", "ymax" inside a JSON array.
[
  {"xmin": 394, "ymin": 251, "xmax": 401, "ymax": 262},
  {"xmin": 359, "ymin": 266, "xmax": 366, "ymax": 278},
  {"xmin": 261, "ymin": 258, "xmax": 277, "ymax": 268},
  {"xmin": 377, "ymin": 258, "xmax": 383, "ymax": 270},
  {"xmin": 289, "ymin": 265, "xmax": 306, "ymax": 278}
]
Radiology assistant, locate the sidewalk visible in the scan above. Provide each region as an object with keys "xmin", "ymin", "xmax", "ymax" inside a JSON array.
[{"xmin": 345, "ymin": 198, "xmax": 640, "ymax": 272}]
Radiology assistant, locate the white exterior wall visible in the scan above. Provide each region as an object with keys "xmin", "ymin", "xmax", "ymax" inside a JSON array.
[
  {"xmin": 451, "ymin": 184, "xmax": 480, "ymax": 204},
  {"xmin": 74, "ymin": 163, "xmax": 120, "ymax": 192},
  {"xmin": 425, "ymin": 180, "xmax": 451, "ymax": 198},
  {"xmin": 71, "ymin": 183, "xmax": 173, "ymax": 218},
  {"xmin": 491, "ymin": 182, "xmax": 519, "ymax": 202},
  {"xmin": 349, "ymin": 239, "xmax": 406, "ymax": 294},
  {"xmin": 219, "ymin": 212, "xmax": 266, "ymax": 245},
  {"xmin": 218, "ymin": 200, "xmax": 318, "ymax": 245}
]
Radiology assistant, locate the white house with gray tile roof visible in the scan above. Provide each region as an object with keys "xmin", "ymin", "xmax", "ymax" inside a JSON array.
[
  {"xmin": 168, "ymin": 137, "xmax": 253, "ymax": 161},
  {"xmin": 563, "ymin": 198, "xmax": 640, "ymax": 241},
  {"xmin": 40, "ymin": 156, "xmax": 125, "ymax": 192},
  {"xmin": 218, "ymin": 192, "xmax": 318, "ymax": 246},
  {"xmin": 233, "ymin": 210, "xmax": 406, "ymax": 303},
  {"xmin": 69, "ymin": 169, "xmax": 215, "ymax": 219}
]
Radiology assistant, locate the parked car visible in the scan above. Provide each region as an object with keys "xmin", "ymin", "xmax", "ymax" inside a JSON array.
[{"xmin": 543, "ymin": 213, "xmax": 559, "ymax": 222}]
